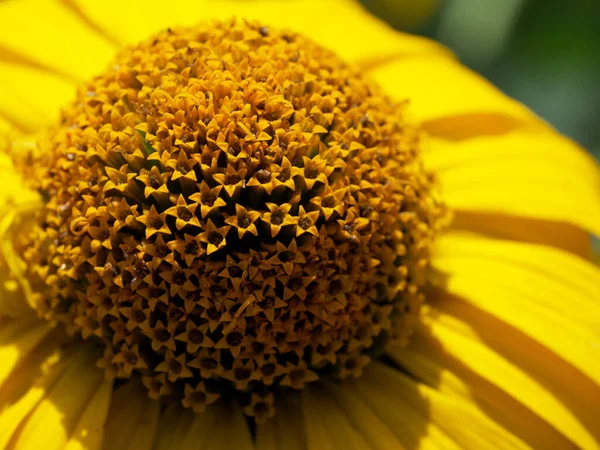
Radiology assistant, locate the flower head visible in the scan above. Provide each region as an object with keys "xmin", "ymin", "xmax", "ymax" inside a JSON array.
[
  {"xmin": 13, "ymin": 19, "xmax": 447, "ymax": 417},
  {"xmin": 0, "ymin": 1, "xmax": 599, "ymax": 449}
]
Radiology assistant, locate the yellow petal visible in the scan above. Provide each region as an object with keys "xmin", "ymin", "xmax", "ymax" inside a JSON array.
[
  {"xmin": 301, "ymin": 386, "xmax": 372, "ymax": 450},
  {"xmin": 0, "ymin": 267, "xmax": 32, "ymax": 318},
  {"xmin": 65, "ymin": 0, "xmax": 448, "ymax": 66},
  {"xmin": 341, "ymin": 366, "xmax": 459, "ymax": 449},
  {"xmin": 8, "ymin": 346, "xmax": 105, "ymax": 450},
  {"xmin": 388, "ymin": 313, "xmax": 598, "ymax": 450},
  {"xmin": 64, "ymin": 378, "xmax": 113, "ymax": 450},
  {"xmin": 154, "ymin": 404, "xmax": 196, "ymax": 450},
  {"xmin": 320, "ymin": 381, "xmax": 407, "ymax": 450},
  {"xmin": 175, "ymin": 408, "xmax": 217, "ymax": 450},
  {"xmin": 449, "ymin": 211, "xmax": 592, "ymax": 260},
  {"xmin": 424, "ymin": 287, "xmax": 599, "ymax": 447},
  {"xmin": 0, "ymin": 0, "xmax": 117, "ymax": 81},
  {"xmin": 419, "ymin": 113, "xmax": 530, "ymax": 140},
  {"xmin": 0, "ymin": 62, "xmax": 76, "ymax": 131},
  {"xmin": 360, "ymin": 362, "xmax": 530, "ymax": 449},
  {"xmin": 0, "ymin": 148, "xmax": 44, "ymax": 316},
  {"xmin": 426, "ymin": 129, "xmax": 600, "ymax": 236},
  {"xmin": 0, "ymin": 326, "xmax": 71, "ymax": 448},
  {"xmin": 103, "ymin": 381, "xmax": 160, "ymax": 450},
  {"xmin": 370, "ymin": 56, "xmax": 539, "ymax": 137},
  {"xmin": 432, "ymin": 232, "xmax": 600, "ymax": 387},
  {"xmin": 255, "ymin": 395, "xmax": 306, "ymax": 450},
  {"xmin": 0, "ymin": 116, "xmax": 11, "ymax": 136},
  {"xmin": 0, "ymin": 318, "xmax": 52, "ymax": 386},
  {"xmin": 178, "ymin": 403, "xmax": 254, "ymax": 450}
]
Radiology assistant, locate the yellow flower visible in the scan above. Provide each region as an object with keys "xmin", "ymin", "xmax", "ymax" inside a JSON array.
[{"xmin": 1, "ymin": 1, "xmax": 599, "ymax": 449}]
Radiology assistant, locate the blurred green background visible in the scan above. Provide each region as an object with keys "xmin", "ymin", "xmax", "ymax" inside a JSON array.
[{"xmin": 361, "ymin": 0, "xmax": 600, "ymax": 159}]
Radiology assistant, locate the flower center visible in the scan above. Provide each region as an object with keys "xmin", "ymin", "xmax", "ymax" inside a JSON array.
[{"xmin": 17, "ymin": 20, "xmax": 446, "ymax": 420}]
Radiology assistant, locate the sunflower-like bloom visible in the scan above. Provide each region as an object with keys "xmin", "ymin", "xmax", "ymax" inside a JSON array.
[{"xmin": 0, "ymin": 1, "xmax": 599, "ymax": 449}]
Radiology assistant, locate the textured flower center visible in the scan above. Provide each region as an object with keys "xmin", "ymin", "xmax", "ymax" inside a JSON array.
[{"xmin": 18, "ymin": 20, "xmax": 446, "ymax": 420}]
